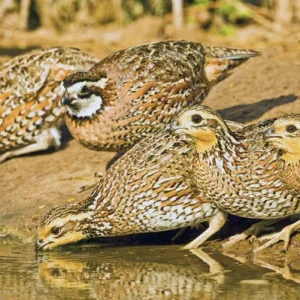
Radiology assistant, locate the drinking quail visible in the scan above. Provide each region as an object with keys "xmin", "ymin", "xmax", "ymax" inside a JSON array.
[
  {"xmin": 0, "ymin": 47, "xmax": 99, "ymax": 162},
  {"xmin": 61, "ymin": 40, "xmax": 259, "ymax": 152},
  {"xmin": 36, "ymin": 119, "xmax": 245, "ymax": 250},
  {"xmin": 172, "ymin": 105, "xmax": 300, "ymax": 252}
]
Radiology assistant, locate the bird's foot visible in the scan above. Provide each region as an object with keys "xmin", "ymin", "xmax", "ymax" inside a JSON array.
[
  {"xmin": 223, "ymin": 232, "xmax": 256, "ymax": 248},
  {"xmin": 253, "ymin": 220, "xmax": 300, "ymax": 253},
  {"xmin": 223, "ymin": 219, "xmax": 279, "ymax": 249}
]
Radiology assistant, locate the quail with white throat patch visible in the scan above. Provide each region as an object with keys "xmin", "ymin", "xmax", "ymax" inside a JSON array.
[
  {"xmin": 0, "ymin": 47, "xmax": 99, "ymax": 163},
  {"xmin": 61, "ymin": 40, "xmax": 259, "ymax": 152}
]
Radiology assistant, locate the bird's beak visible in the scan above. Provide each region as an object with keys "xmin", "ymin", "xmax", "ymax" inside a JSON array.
[
  {"xmin": 264, "ymin": 128, "xmax": 281, "ymax": 142},
  {"xmin": 169, "ymin": 121, "xmax": 185, "ymax": 134},
  {"xmin": 35, "ymin": 238, "xmax": 53, "ymax": 251},
  {"xmin": 61, "ymin": 91, "xmax": 75, "ymax": 106}
]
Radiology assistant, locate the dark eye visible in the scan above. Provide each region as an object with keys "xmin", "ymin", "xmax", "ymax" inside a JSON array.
[
  {"xmin": 191, "ymin": 114, "xmax": 202, "ymax": 124},
  {"xmin": 51, "ymin": 227, "xmax": 60, "ymax": 235},
  {"xmin": 286, "ymin": 124, "xmax": 297, "ymax": 133},
  {"xmin": 79, "ymin": 85, "xmax": 91, "ymax": 96}
]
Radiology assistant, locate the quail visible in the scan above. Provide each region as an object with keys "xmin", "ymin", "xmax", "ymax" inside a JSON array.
[
  {"xmin": 0, "ymin": 47, "xmax": 99, "ymax": 162},
  {"xmin": 173, "ymin": 105, "xmax": 300, "ymax": 252},
  {"xmin": 36, "ymin": 119, "xmax": 246, "ymax": 250},
  {"xmin": 61, "ymin": 40, "xmax": 259, "ymax": 152},
  {"xmin": 253, "ymin": 114, "xmax": 300, "ymax": 252}
]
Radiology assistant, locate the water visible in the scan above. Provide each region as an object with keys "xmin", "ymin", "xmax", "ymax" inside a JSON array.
[{"xmin": 0, "ymin": 243, "xmax": 299, "ymax": 300}]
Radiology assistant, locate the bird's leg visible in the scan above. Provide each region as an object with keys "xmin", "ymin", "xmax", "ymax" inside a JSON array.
[
  {"xmin": 253, "ymin": 220, "xmax": 300, "ymax": 253},
  {"xmin": 0, "ymin": 127, "xmax": 61, "ymax": 163},
  {"xmin": 183, "ymin": 210, "xmax": 227, "ymax": 250},
  {"xmin": 223, "ymin": 219, "xmax": 282, "ymax": 248},
  {"xmin": 172, "ymin": 228, "xmax": 187, "ymax": 242}
]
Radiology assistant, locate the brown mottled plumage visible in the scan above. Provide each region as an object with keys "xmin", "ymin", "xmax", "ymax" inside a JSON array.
[
  {"xmin": 253, "ymin": 115, "xmax": 300, "ymax": 252},
  {"xmin": 0, "ymin": 48, "xmax": 99, "ymax": 162},
  {"xmin": 36, "ymin": 119, "xmax": 246, "ymax": 250},
  {"xmin": 173, "ymin": 106, "xmax": 300, "ymax": 252},
  {"xmin": 265, "ymin": 114, "xmax": 300, "ymax": 192},
  {"xmin": 61, "ymin": 40, "xmax": 259, "ymax": 152}
]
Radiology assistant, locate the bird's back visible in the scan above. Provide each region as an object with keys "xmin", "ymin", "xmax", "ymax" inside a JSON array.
[
  {"xmin": 83, "ymin": 128, "xmax": 215, "ymax": 236},
  {"xmin": 65, "ymin": 41, "xmax": 258, "ymax": 152}
]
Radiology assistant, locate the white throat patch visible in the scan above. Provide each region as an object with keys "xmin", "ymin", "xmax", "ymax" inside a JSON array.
[
  {"xmin": 67, "ymin": 95, "xmax": 103, "ymax": 118},
  {"xmin": 64, "ymin": 79, "xmax": 108, "ymax": 118}
]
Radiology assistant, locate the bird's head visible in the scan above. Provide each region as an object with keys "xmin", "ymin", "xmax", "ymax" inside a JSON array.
[
  {"xmin": 61, "ymin": 72, "xmax": 109, "ymax": 119},
  {"xmin": 36, "ymin": 204, "xmax": 92, "ymax": 250},
  {"xmin": 264, "ymin": 114, "xmax": 300, "ymax": 162},
  {"xmin": 171, "ymin": 105, "xmax": 229, "ymax": 153}
]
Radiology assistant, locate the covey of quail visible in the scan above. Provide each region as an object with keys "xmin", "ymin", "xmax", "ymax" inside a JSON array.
[
  {"xmin": 173, "ymin": 106, "xmax": 300, "ymax": 252},
  {"xmin": 36, "ymin": 119, "xmax": 246, "ymax": 250}
]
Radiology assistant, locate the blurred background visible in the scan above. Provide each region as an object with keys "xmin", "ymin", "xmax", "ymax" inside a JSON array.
[{"xmin": 0, "ymin": 0, "xmax": 299, "ymax": 61}]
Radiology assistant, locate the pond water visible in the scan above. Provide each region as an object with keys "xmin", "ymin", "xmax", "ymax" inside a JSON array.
[{"xmin": 0, "ymin": 243, "xmax": 299, "ymax": 300}]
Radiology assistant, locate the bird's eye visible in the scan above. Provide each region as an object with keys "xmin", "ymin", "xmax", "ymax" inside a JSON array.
[
  {"xmin": 286, "ymin": 124, "xmax": 297, "ymax": 133},
  {"xmin": 191, "ymin": 114, "xmax": 202, "ymax": 124},
  {"xmin": 51, "ymin": 227, "xmax": 60, "ymax": 235},
  {"xmin": 79, "ymin": 85, "xmax": 91, "ymax": 96}
]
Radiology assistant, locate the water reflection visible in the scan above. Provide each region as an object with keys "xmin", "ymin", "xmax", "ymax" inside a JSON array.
[
  {"xmin": 0, "ymin": 244, "xmax": 300, "ymax": 300},
  {"xmin": 38, "ymin": 246, "xmax": 225, "ymax": 300}
]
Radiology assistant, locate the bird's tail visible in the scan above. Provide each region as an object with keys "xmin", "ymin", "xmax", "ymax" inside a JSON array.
[{"xmin": 203, "ymin": 45, "xmax": 260, "ymax": 84}]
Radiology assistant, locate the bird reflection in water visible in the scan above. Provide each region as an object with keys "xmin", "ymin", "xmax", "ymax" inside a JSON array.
[{"xmin": 36, "ymin": 245, "xmax": 300, "ymax": 300}]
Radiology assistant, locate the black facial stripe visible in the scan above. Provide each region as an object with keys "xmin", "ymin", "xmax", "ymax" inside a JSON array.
[
  {"xmin": 78, "ymin": 92, "xmax": 94, "ymax": 99},
  {"xmin": 63, "ymin": 73, "xmax": 103, "ymax": 88}
]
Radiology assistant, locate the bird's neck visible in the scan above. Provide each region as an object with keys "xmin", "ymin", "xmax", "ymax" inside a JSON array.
[
  {"xmin": 281, "ymin": 152, "xmax": 300, "ymax": 164},
  {"xmin": 277, "ymin": 153, "xmax": 300, "ymax": 193},
  {"xmin": 198, "ymin": 130, "xmax": 246, "ymax": 164}
]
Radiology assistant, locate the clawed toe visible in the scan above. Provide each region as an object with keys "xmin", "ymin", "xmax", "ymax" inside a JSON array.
[
  {"xmin": 223, "ymin": 220, "xmax": 282, "ymax": 249},
  {"xmin": 248, "ymin": 235, "xmax": 257, "ymax": 244},
  {"xmin": 253, "ymin": 231, "xmax": 291, "ymax": 253}
]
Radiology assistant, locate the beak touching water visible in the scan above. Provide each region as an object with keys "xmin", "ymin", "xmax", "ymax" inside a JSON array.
[{"xmin": 35, "ymin": 238, "xmax": 53, "ymax": 251}]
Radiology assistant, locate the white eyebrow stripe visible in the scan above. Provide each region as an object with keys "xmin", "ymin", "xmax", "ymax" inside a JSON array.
[{"xmin": 67, "ymin": 78, "xmax": 108, "ymax": 93}]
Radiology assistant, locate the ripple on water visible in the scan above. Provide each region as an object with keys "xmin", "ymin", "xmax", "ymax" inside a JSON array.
[{"xmin": 0, "ymin": 244, "xmax": 299, "ymax": 300}]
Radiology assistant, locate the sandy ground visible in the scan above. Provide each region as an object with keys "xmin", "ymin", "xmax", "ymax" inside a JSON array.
[{"xmin": 1, "ymin": 24, "xmax": 300, "ymax": 264}]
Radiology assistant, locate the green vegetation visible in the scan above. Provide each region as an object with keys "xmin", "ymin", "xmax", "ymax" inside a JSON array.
[{"xmin": 0, "ymin": 0, "xmax": 298, "ymax": 34}]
